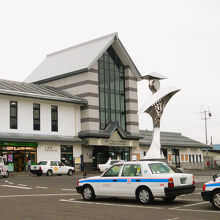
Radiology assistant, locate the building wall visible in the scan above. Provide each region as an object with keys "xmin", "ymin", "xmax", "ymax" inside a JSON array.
[
  {"xmin": 41, "ymin": 66, "xmax": 99, "ymax": 131},
  {"xmin": 167, "ymin": 148, "xmax": 204, "ymax": 169},
  {"xmin": 124, "ymin": 67, "xmax": 139, "ymax": 133},
  {"xmin": 37, "ymin": 142, "xmax": 83, "ymax": 171},
  {"xmin": 0, "ymin": 94, "xmax": 81, "ymax": 136},
  {"xmin": 42, "ymin": 62, "xmax": 139, "ymax": 134}
]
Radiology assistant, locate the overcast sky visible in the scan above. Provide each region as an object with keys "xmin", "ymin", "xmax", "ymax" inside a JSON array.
[{"xmin": 0, "ymin": 0, "xmax": 219, "ymax": 144}]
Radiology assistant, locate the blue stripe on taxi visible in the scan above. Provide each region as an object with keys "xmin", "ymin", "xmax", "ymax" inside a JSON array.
[{"xmin": 79, "ymin": 178, "xmax": 169, "ymax": 183}]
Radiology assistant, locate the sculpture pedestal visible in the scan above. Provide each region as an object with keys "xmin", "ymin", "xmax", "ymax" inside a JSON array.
[
  {"xmin": 141, "ymin": 158, "xmax": 167, "ymax": 163},
  {"xmin": 145, "ymin": 127, "xmax": 164, "ymax": 159}
]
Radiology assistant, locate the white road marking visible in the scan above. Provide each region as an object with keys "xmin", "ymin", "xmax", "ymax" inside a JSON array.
[
  {"xmin": 181, "ymin": 201, "xmax": 208, "ymax": 208},
  {"xmin": 170, "ymin": 201, "xmax": 209, "ymax": 210},
  {"xmin": 4, "ymin": 180, "xmax": 8, "ymax": 183},
  {"xmin": 61, "ymin": 189, "xmax": 76, "ymax": 191},
  {"xmin": 59, "ymin": 199, "xmax": 163, "ymax": 210},
  {"xmin": 18, "ymin": 184, "xmax": 27, "ymax": 187},
  {"xmin": 170, "ymin": 207, "xmax": 220, "ymax": 214},
  {"xmin": 35, "ymin": 186, "xmax": 48, "ymax": 189},
  {"xmin": 0, "ymin": 185, "xmax": 32, "ymax": 190},
  {"xmin": 176, "ymin": 198, "xmax": 202, "ymax": 202},
  {"xmin": 0, "ymin": 193, "xmax": 78, "ymax": 198},
  {"xmin": 7, "ymin": 182, "xmax": 13, "ymax": 185}
]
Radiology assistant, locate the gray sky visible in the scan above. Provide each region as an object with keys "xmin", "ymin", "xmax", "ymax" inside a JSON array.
[{"xmin": 0, "ymin": 0, "xmax": 219, "ymax": 144}]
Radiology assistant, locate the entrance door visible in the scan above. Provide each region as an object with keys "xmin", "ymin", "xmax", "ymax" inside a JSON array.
[
  {"xmin": 171, "ymin": 149, "xmax": 180, "ymax": 168},
  {"xmin": 14, "ymin": 153, "xmax": 25, "ymax": 172},
  {"xmin": 61, "ymin": 145, "xmax": 73, "ymax": 166}
]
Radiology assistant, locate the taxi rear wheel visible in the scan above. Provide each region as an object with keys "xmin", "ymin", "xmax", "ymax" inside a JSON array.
[
  {"xmin": 3, "ymin": 171, "xmax": 9, "ymax": 178},
  {"xmin": 136, "ymin": 187, "xmax": 153, "ymax": 205},
  {"xmin": 68, "ymin": 169, "xmax": 73, "ymax": 176},
  {"xmin": 82, "ymin": 185, "xmax": 95, "ymax": 201},
  {"xmin": 46, "ymin": 170, "xmax": 53, "ymax": 176},
  {"xmin": 212, "ymin": 190, "xmax": 220, "ymax": 209}
]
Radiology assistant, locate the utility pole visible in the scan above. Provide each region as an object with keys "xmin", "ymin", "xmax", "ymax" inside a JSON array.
[{"xmin": 201, "ymin": 109, "xmax": 212, "ymax": 144}]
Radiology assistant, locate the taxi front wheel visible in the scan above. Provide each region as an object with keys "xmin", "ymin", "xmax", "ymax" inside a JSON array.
[
  {"xmin": 212, "ymin": 190, "xmax": 220, "ymax": 210},
  {"xmin": 82, "ymin": 185, "xmax": 96, "ymax": 201},
  {"xmin": 136, "ymin": 187, "xmax": 153, "ymax": 205}
]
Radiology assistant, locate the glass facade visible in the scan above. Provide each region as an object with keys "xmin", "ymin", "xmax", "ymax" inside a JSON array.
[
  {"xmin": 61, "ymin": 145, "xmax": 74, "ymax": 167},
  {"xmin": 98, "ymin": 46, "xmax": 126, "ymax": 130},
  {"xmin": 93, "ymin": 146, "xmax": 130, "ymax": 169},
  {"xmin": 0, "ymin": 143, "xmax": 37, "ymax": 172}
]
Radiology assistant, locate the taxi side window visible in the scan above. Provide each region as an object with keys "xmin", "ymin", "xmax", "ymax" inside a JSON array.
[
  {"xmin": 103, "ymin": 165, "xmax": 122, "ymax": 177},
  {"xmin": 122, "ymin": 165, "xmax": 142, "ymax": 177},
  {"xmin": 50, "ymin": 161, "xmax": 57, "ymax": 166},
  {"xmin": 57, "ymin": 162, "xmax": 63, "ymax": 166}
]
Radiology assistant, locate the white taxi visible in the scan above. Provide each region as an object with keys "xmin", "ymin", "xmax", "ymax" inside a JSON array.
[
  {"xmin": 201, "ymin": 174, "xmax": 220, "ymax": 209},
  {"xmin": 97, "ymin": 159, "xmax": 124, "ymax": 172},
  {"xmin": 76, "ymin": 161, "xmax": 195, "ymax": 204},
  {"xmin": 30, "ymin": 160, "xmax": 75, "ymax": 176}
]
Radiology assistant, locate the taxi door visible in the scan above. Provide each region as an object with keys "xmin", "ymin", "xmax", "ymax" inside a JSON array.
[
  {"xmin": 96, "ymin": 164, "xmax": 123, "ymax": 196},
  {"xmin": 50, "ymin": 161, "xmax": 61, "ymax": 174},
  {"xmin": 117, "ymin": 164, "xmax": 142, "ymax": 197}
]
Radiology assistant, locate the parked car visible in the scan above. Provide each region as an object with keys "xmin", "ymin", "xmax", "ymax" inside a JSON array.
[
  {"xmin": 97, "ymin": 159, "xmax": 124, "ymax": 172},
  {"xmin": 76, "ymin": 161, "xmax": 195, "ymax": 204},
  {"xmin": 201, "ymin": 174, "xmax": 220, "ymax": 209},
  {"xmin": 30, "ymin": 160, "xmax": 74, "ymax": 176},
  {"xmin": 0, "ymin": 156, "xmax": 9, "ymax": 178}
]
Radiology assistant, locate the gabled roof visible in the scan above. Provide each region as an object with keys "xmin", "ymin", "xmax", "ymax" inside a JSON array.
[
  {"xmin": 25, "ymin": 33, "xmax": 141, "ymax": 84},
  {"xmin": 0, "ymin": 79, "xmax": 87, "ymax": 104},
  {"xmin": 78, "ymin": 122, "xmax": 140, "ymax": 140},
  {"xmin": 139, "ymin": 130, "xmax": 210, "ymax": 148}
]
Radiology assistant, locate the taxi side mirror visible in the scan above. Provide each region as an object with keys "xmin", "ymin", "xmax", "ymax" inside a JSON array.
[
  {"xmin": 213, "ymin": 175, "xmax": 217, "ymax": 182},
  {"xmin": 213, "ymin": 174, "xmax": 220, "ymax": 182},
  {"xmin": 83, "ymin": 172, "xmax": 87, "ymax": 178}
]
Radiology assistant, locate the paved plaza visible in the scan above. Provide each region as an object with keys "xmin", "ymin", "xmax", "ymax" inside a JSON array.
[{"xmin": 0, "ymin": 170, "xmax": 220, "ymax": 220}]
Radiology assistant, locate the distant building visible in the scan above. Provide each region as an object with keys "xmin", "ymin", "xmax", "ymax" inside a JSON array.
[{"xmin": 139, "ymin": 130, "xmax": 208, "ymax": 169}]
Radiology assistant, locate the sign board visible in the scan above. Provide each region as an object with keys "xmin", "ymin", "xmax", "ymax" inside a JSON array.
[
  {"xmin": 85, "ymin": 131, "xmax": 139, "ymax": 147},
  {"xmin": 45, "ymin": 146, "xmax": 57, "ymax": 152},
  {"xmin": 0, "ymin": 142, "xmax": 38, "ymax": 147},
  {"xmin": 75, "ymin": 157, "xmax": 81, "ymax": 164}
]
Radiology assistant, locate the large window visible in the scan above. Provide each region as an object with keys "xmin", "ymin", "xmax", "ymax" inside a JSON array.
[
  {"xmin": 33, "ymin": 103, "xmax": 40, "ymax": 130},
  {"xmin": 10, "ymin": 101, "xmax": 17, "ymax": 129},
  {"xmin": 98, "ymin": 46, "xmax": 126, "ymax": 130},
  {"xmin": 51, "ymin": 105, "xmax": 58, "ymax": 132}
]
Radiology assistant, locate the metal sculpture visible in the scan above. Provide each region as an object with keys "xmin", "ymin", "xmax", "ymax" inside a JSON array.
[{"xmin": 141, "ymin": 72, "xmax": 180, "ymax": 159}]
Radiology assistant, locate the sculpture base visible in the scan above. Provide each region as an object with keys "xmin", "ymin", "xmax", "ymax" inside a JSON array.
[{"xmin": 141, "ymin": 158, "xmax": 167, "ymax": 163}]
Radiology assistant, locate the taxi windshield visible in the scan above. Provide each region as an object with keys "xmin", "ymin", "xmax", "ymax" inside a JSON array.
[{"xmin": 148, "ymin": 163, "xmax": 174, "ymax": 174}]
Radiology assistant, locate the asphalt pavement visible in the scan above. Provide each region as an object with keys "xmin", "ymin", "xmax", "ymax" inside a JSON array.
[{"xmin": 0, "ymin": 170, "xmax": 219, "ymax": 220}]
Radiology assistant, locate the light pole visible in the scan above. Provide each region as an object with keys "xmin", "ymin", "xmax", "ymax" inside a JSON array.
[{"xmin": 201, "ymin": 109, "xmax": 212, "ymax": 145}]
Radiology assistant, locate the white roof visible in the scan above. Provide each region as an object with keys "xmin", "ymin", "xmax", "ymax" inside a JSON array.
[
  {"xmin": 140, "ymin": 71, "xmax": 168, "ymax": 80},
  {"xmin": 25, "ymin": 33, "xmax": 141, "ymax": 83}
]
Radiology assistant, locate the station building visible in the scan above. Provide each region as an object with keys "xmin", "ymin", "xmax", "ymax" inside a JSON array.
[{"xmin": 0, "ymin": 33, "xmax": 208, "ymax": 171}]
